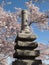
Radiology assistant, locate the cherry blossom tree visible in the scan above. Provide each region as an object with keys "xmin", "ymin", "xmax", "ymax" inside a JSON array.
[{"xmin": 0, "ymin": 0, "xmax": 49, "ymax": 65}]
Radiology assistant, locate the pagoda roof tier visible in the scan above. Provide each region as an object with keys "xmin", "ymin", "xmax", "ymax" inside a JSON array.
[
  {"xmin": 14, "ymin": 42, "xmax": 38, "ymax": 50},
  {"xmin": 12, "ymin": 59, "xmax": 42, "ymax": 65},
  {"xmin": 13, "ymin": 50, "xmax": 40, "ymax": 59}
]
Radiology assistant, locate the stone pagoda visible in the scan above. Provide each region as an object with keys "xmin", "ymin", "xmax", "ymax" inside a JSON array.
[{"xmin": 12, "ymin": 10, "xmax": 42, "ymax": 65}]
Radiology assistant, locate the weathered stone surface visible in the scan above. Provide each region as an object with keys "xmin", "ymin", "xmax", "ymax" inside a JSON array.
[
  {"xmin": 21, "ymin": 10, "xmax": 29, "ymax": 31},
  {"xmin": 18, "ymin": 32, "xmax": 36, "ymax": 39},
  {"xmin": 18, "ymin": 41, "xmax": 38, "ymax": 47},
  {"xmin": 14, "ymin": 42, "xmax": 38, "ymax": 50},
  {"xmin": 12, "ymin": 59, "xmax": 42, "ymax": 65},
  {"xmin": 13, "ymin": 50, "xmax": 40, "ymax": 59},
  {"xmin": 24, "ymin": 26, "xmax": 31, "ymax": 33},
  {"xmin": 15, "ymin": 32, "xmax": 37, "ymax": 41},
  {"xmin": 14, "ymin": 45, "xmax": 38, "ymax": 50}
]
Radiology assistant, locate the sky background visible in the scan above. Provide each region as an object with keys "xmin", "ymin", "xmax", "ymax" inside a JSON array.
[{"xmin": 0, "ymin": 0, "xmax": 49, "ymax": 64}]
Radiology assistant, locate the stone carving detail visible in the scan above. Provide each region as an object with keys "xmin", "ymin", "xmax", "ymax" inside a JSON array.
[{"xmin": 12, "ymin": 10, "xmax": 42, "ymax": 65}]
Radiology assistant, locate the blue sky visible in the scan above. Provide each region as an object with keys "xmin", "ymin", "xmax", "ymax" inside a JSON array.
[{"xmin": 0, "ymin": 0, "xmax": 49, "ymax": 64}]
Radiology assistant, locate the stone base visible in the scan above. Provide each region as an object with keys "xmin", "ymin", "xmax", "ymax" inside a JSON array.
[{"xmin": 12, "ymin": 59, "xmax": 42, "ymax": 65}]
